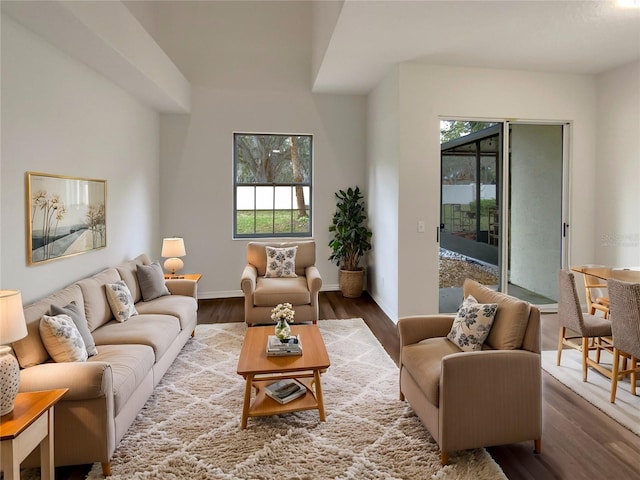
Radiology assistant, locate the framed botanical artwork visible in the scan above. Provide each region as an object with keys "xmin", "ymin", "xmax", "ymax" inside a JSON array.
[{"xmin": 26, "ymin": 172, "xmax": 107, "ymax": 265}]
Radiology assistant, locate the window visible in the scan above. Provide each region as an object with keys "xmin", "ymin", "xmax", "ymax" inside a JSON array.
[{"xmin": 234, "ymin": 133, "xmax": 312, "ymax": 238}]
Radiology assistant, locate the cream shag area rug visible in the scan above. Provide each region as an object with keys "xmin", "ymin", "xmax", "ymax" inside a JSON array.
[
  {"xmin": 80, "ymin": 319, "xmax": 506, "ymax": 480},
  {"xmin": 542, "ymin": 349, "xmax": 640, "ymax": 436}
]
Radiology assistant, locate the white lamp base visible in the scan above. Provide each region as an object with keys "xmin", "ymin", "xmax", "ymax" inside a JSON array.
[
  {"xmin": 0, "ymin": 346, "xmax": 20, "ymax": 416},
  {"xmin": 164, "ymin": 257, "xmax": 184, "ymax": 275}
]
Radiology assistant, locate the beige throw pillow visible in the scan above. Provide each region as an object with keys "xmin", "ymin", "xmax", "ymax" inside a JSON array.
[
  {"xmin": 463, "ymin": 279, "xmax": 531, "ymax": 350},
  {"xmin": 39, "ymin": 314, "xmax": 88, "ymax": 362},
  {"xmin": 105, "ymin": 280, "xmax": 138, "ymax": 322}
]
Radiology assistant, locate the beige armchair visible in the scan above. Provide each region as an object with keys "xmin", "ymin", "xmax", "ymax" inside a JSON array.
[
  {"xmin": 398, "ymin": 279, "xmax": 542, "ymax": 464},
  {"xmin": 240, "ymin": 241, "xmax": 322, "ymax": 325}
]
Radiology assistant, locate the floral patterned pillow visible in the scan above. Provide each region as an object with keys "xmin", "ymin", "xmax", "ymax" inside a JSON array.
[
  {"xmin": 265, "ymin": 246, "xmax": 298, "ymax": 278},
  {"xmin": 447, "ymin": 294, "xmax": 497, "ymax": 352},
  {"xmin": 105, "ymin": 280, "xmax": 138, "ymax": 322},
  {"xmin": 39, "ymin": 314, "xmax": 88, "ymax": 362},
  {"xmin": 50, "ymin": 301, "xmax": 98, "ymax": 357}
]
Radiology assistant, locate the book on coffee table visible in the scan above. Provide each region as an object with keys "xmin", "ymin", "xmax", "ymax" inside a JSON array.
[
  {"xmin": 264, "ymin": 379, "xmax": 307, "ymax": 404},
  {"xmin": 266, "ymin": 335, "xmax": 303, "ymax": 356}
]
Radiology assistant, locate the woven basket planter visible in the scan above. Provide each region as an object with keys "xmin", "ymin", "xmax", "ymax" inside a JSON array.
[{"xmin": 339, "ymin": 269, "xmax": 365, "ymax": 298}]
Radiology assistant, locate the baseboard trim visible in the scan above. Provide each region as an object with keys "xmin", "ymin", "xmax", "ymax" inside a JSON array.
[
  {"xmin": 198, "ymin": 285, "xmax": 342, "ymax": 300},
  {"xmin": 369, "ymin": 291, "xmax": 397, "ymax": 323}
]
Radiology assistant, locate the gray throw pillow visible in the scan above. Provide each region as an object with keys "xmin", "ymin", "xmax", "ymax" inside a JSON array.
[
  {"xmin": 136, "ymin": 262, "xmax": 171, "ymax": 302},
  {"xmin": 50, "ymin": 301, "xmax": 98, "ymax": 357}
]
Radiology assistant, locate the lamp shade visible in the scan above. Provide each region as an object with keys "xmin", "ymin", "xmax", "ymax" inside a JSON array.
[
  {"xmin": 161, "ymin": 238, "xmax": 186, "ymax": 258},
  {"xmin": 0, "ymin": 290, "xmax": 27, "ymax": 345},
  {"xmin": 0, "ymin": 290, "xmax": 27, "ymax": 415}
]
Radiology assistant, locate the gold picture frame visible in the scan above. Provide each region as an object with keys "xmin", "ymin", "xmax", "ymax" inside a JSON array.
[{"xmin": 26, "ymin": 172, "xmax": 107, "ymax": 265}]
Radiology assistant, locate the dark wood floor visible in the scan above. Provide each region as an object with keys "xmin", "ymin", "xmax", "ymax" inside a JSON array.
[{"xmin": 53, "ymin": 292, "xmax": 639, "ymax": 479}]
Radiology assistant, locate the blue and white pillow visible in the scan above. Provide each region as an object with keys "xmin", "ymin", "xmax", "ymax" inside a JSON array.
[
  {"xmin": 105, "ymin": 280, "xmax": 138, "ymax": 322},
  {"xmin": 40, "ymin": 314, "xmax": 88, "ymax": 362},
  {"xmin": 265, "ymin": 246, "xmax": 298, "ymax": 278},
  {"xmin": 447, "ymin": 294, "xmax": 497, "ymax": 352},
  {"xmin": 50, "ymin": 301, "xmax": 98, "ymax": 357}
]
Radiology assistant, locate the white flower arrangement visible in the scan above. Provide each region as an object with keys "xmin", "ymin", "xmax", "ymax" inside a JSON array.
[{"xmin": 271, "ymin": 303, "xmax": 295, "ymax": 323}]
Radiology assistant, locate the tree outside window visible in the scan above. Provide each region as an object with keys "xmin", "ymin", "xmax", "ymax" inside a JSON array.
[{"xmin": 234, "ymin": 133, "xmax": 312, "ymax": 238}]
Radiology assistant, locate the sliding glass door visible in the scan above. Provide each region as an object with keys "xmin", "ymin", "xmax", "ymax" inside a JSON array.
[
  {"xmin": 439, "ymin": 120, "xmax": 568, "ymax": 312},
  {"xmin": 504, "ymin": 123, "xmax": 565, "ymax": 304}
]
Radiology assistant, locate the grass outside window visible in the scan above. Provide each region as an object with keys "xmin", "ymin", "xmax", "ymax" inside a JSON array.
[{"xmin": 236, "ymin": 210, "xmax": 310, "ymax": 236}]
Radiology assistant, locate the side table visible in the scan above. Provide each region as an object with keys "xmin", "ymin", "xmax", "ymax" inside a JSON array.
[
  {"xmin": 164, "ymin": 273, "xmax": 202, "ymax": 282},
  {"xmin": 0, "ymin": 389, "xmax": 68, "ymax": 480}
]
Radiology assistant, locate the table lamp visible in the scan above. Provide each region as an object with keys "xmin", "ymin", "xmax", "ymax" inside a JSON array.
[
  {"xmin": 0, "ymin": 290, "xmax": 28, "ymax": 416},
  {"xmin": 161, "ymin": 237, "xmax": 186, "ymax": 276}
]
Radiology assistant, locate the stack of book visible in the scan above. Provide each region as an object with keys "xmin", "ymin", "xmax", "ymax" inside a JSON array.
[
  {"xmin": 266, "ymin": 334, "xmax": 303, "ymax": 356},
  {"xmin": 264, "ymin": 379, "xmax": 306, "ymax": 404}
]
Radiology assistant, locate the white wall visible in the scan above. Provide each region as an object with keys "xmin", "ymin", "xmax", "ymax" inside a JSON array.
[
  {"xmin": 367, "ymin": 67, "xmax": 401, "ymax": 320},
  {"xmin": 1, "ymin": 15, "xmax": 160, "ymax": 303},
  {"xmin": 368, "ymin": 63, "xmax": 597, "ymax": 320},
  {"xmin": 159, "ymin": 89, "xmax": 366, "ymax": 297},
  {"xmin": 595, "ymin": 61, "xmax": 640, "ymax": 268},
  {"xmin": 154, "ymin": 3, "xmax": 366, "ymax": 297}
]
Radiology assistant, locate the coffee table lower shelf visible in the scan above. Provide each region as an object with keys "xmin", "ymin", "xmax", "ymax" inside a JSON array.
[{"xmin": 241, "ymin": 375, "xmax": 325, "ymax": 429}]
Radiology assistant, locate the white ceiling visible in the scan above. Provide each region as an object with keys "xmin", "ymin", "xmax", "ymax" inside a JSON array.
[{"xmin": 313, "ymin": 0, "xmax": 640, "ymax": 94}]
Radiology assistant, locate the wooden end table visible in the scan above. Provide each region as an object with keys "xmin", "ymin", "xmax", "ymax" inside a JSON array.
[
  {"xmin": 236, "ymin": 325, "xmax": 330, "ymax": 429},
  {"xmin": 164, "ymin": 273, "xmax": 202, "ymax": 282},
  {"xmin": 0, "ymin": 389, "xmax": 68, "ymax": 480}
]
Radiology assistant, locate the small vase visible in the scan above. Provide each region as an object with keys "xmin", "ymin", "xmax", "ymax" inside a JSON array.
[{"xmin": 275, "ymin": 318, "xmax": 291, "ymax": 340}]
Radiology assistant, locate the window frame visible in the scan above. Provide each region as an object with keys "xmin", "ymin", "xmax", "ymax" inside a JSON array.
[{"xmin": 233, "ymin": 132, "xmax": 313, "ymax": 239}]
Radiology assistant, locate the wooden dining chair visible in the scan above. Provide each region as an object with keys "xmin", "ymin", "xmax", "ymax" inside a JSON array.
[
  {"xmin": 557, "ymin": 270, "xmax": 613, "ymax": 382},
  {"xmin": 580, "ymin": 265, "xmax": 610, "ymax": 318},
  {"xmin": 607, "ymin": 279, "xmax": 640, "ymax": 403}
]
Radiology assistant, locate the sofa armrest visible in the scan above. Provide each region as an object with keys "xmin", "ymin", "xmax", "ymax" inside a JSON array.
[
  {"xmin": 439, "ymin": 350, "xmax": 542, "ymax": 447},
  {"xmin": 241, "ymin": 264, "xmax": 257, "ymax": 295},
  {"xmin": 305, "ymin": 265, "xmax": 322, "ymax": 295},
  {"xmin": 165, "ymin": 279, "xmax": 197, "ymax": 298},
  {"xmin": 398, "ymin": 315, "xmax": 455, "ymax": 347},
  {"xmin": 19, "ymin": 361, "xmax": 113, "ymax": 401}
]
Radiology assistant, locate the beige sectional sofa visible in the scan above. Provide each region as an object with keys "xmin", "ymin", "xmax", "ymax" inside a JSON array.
[{"xmin": 10, "ymin": 254, "xmax": 198, "ymax": 476}]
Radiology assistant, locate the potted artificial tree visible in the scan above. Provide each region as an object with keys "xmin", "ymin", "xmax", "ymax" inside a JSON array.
[{"xmin": 328, "ymin": 186, "xmax": 373, "ymax": 298}]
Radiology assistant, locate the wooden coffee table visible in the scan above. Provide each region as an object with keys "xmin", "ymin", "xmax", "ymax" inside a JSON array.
[{"xmin": 236, "ymin": 324, "xmax": 330, "ymax": 429}]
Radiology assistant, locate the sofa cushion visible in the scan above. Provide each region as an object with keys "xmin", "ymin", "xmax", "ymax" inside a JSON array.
[
  {"xmin": 265, "ymin": 246, "xmax": 298, "ymax": 278},
  {"xmin": 402, "ymin": 337, "xmax": 461, "ymax": 407},
  {"xmin": 89, "ymin": 344, "xmax": 155, "ymax": 416},
  {"xmin": 134, "ymin": 295, "xmax": 197, "ymax": 331},
  {"xmin": 91, "ymin": 314, "xmax": 180, "ymax": 362},
  {"xmin": 39, "ymin": 314, "xmax": 88, "ymax": 363},
  {"xmin": 447, "ymin": 295, "xmax": 497, "ymax": 352},
  {"xmin": 14, "ymin": 283, "xmax": 84, "ymax": 368},
  {"xmin": 464, "ymin": 279, "xmax": 531, "ymax": 350},
  {"xmin": 105, "ymin": 281, "xmax": 138, "ymax": 322},
  {"xmin": 136, "ymin": 262, "xmax": 170, "ymax": 301},
  {"xmin": 254, "ymin": 277, "xmax": 311, "ymax": 307},
  {"xmin": 50, "ymin": 301, "xmax": 98, "ymax": 357},
  {"xmin": 78, "ymin": 268, "xmax": 122, "ymax": 331}
]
